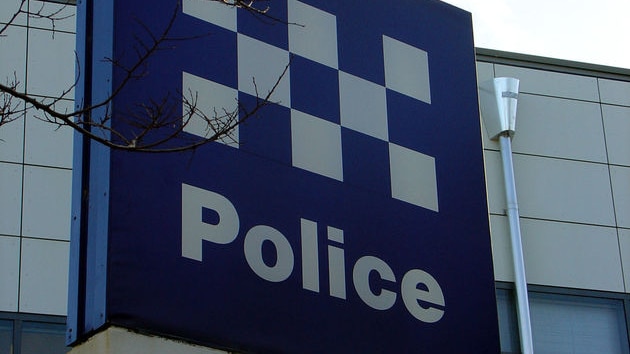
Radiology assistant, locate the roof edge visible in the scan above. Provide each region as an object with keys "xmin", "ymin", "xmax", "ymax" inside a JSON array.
[{"xmin": 476, "ymin": 48, "xmax": 630, "ymax": 82}]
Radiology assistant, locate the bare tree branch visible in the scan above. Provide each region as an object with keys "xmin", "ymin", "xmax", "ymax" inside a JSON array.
[{"xmin": 0, "ymin": 0, "xmax": 291, "ymax": 153}]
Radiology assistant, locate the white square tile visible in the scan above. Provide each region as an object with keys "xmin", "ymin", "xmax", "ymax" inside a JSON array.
[
  {"xmin": 511, "ymin": 94, "xmax": 607, "ymax": 163},
  {"xmin": 22, "ymin": 165, "xmax": 72, "ymax": 240},
  {"xmin": 520, "ymin": 219, "xmax": 623, "ymax": 292},
  {"xmin": 29, "ymin": 1, "xmax": 76, "ymax": 33},
  {"xmin": 383, "ymin": 35, "xmax": 431, "ymax": 104},
  {"xmin": 291, "ymin": 109, "xmax": 342, "ymax": 181},
  {"xmin": 610, "ymin": 166, "xmax": 630, "ymax": 229},
  {"xmin": 238, "ymin": 34, "xmax": 290, "ymax": 107},
  {"xmin": 0, "ymin": 235, "xmax": 20, "ymax": 311},
  {"xmin": 513, "ymin": 155, "xmax": 615, "ymax": 226},
  {"xmin": 602, "ymin": 105, "xmax": 630, "ymax": 166},
  {"xmin": 183, "ymin": 0, "xmax": 236, "ymax": 31},
  {"xmin": 0, "ymin": 162, "xmax": 22, "ymax": 236},
  {"xmin": 0, "ymin": 0, "xmax": 26, "ymax": 25},
  {"xmin": 24, "ymin": 99, "xmax": 73, "ymax": 168},
  {"xmin": 26, "ymin": 27, "xmax": 75, "ymax": 98},
  {"xmin": 389, "ymin": 143, "xmax": 438, "ymax": 211},
  {"xmin": 0, "ymin": 107, "xmax": 25, "ymax": 163},
  {"xmin": 0, "ymin": 24, "xmax": 27, "ymax": 92},
  {"xmin": 19, "ymin": 238, "xmax": 69, "ymax": 315},
  {"xmin": 339, "ymin": 72, "xmax": 388, "ymax": 141},
  {"xmin": 182, "ymin": 71, "xmax": 239, "ymax": 146},
  {"xmin": 495, "ymin": 65, "xmax": 599, "ymax": 102},
  {"xmin": 288, "ymin": 0, "xmax": 338, "ymax": 69},
  {"xmin": 599, "ymin": 78, "xmax": 630, "ymax": 107}
]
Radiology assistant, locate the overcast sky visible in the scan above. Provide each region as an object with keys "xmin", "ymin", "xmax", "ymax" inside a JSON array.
[{"xmin": 442, "ymin": 0, "xmax": 630, "ymax": 69}]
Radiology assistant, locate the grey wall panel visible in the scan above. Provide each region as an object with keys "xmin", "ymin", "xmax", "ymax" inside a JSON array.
[
  {"xmin": 0, "ymin": 25, "xmax": 27, "ymax": 92},
  {"xmin": 0, "ymin": 162, "xmax": 23, "ymax": 237},
  {"xmin": 489, "ymin": 215, "xmax": 514, "ymax": 282},
  {"xmin": 599, "ymin": 78, "xmax": 630, "ymax": 107},
  {"xmin": 29, "ymin": 1, "xmax": 77, "ymax": 33},
  {"xmin": 618, "ymin": 228, "xmax": 630, "ymax": 292},
  {"xmin": 511, "ymin": 94, "xmax": 607, "ymax": 163},
  {"xmin": 602, "ymin": 105, "xmax": 630, "ymax": 167},
  {"xmin": 21, "ymin": 166, "xmax": 72, "ymax": 241},
  {"xmin": 611, "ymin": 166, "xmax": 630, "ymax": 229},
  {"xmin": 0, "ymin": 235, "xmax": 19, "ymax": 312},
  {"xmin": 19, "ymin": 238, "xmax": 69, "ymax": 316},
  {"xmin": 489, "ymin": 215, "xmax": 624, "ymax": 292},
  {"xmin": 26, "ymin": 28, "xmax": 76, "ymax": 98},
  {"xmin": 483, "ymin": 150, "xmax": 506, "ymax": 215},
  {"xmin": 495, "ymin": 64, "xmax": 599, "ymax": 102},
  {"xmin": 513, "ymin": 155, "xmax": 615, "ymax": 226},
  {"xmin": 520, "ymin": 218, "xmax": 623, "ymax": 292},
  {"xmin": 24, "ymin": 101, "xmax": 74, "ymax": 169},
  {"xmin": 0, "ymin": 0, "xmax": 26, "ymax": 26},
  {"xmin": 476, "ymin": 61, "xmax": 494, "ymax": 83}
]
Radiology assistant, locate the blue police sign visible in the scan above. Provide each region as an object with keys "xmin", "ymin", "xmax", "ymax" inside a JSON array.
[{"xmin": 69, "ymin": 0, "xmax": 500, "ymax": 352}]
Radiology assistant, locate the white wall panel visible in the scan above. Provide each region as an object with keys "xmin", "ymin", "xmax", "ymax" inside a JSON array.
[
  {"xmin": 26, "ymin": 27, "xmax": 75, "ymax": 98},
  {"xmin": 520, "ymin": 218, "xmax": 623, "ymax": 292},
  {"xmin": 0, "ymin": 162, "xmax": 23, "ymax": 236},
  {"xmin": 511, "ymin": 94, "xmax": 607, "ymax": 163},
  {"xmin": 611, "ymin": 166, "xmax": 630, "ymax": 229},
  {"xmin": 24, "ymin": 100, "xmax": 74, "ymax": 168},
  {"xmin": 0, "ymin": 235, "xmax": 20, "ymax": 311},
  {"xmin": 19, "ymin": 238, "xmax": 69, "ymax": 315},
  {"xmin": 494, "ymin": 65, "xmax": 599, "ymax": 102},
  {"xmin": 21, "ymin": 166, "xmax": 72, "ymax": 240},
  {"xmin": 602, "ymin": 105, "xmax": 630, "ymax": 167},
  {"xmin": 513, "ymin": 155, "xmax": 615, "ymax": 226},
  {"xmin": 599, "ymin": 78, "xmax": 630, "ymax": 107}
]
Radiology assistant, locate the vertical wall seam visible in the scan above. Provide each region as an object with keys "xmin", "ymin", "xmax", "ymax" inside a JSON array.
[{"xmin": 597, "ymin": 78, "xmax": 626, "ymax": 293}]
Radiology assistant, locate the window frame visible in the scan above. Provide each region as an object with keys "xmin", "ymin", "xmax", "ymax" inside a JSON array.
[
  {"xmin": 496, "ymin": 281, "xmax": 630, "ymax": 353},
  {"xmin": 0, "ymin": 312, "xmax": 67, "ymax": 354}
]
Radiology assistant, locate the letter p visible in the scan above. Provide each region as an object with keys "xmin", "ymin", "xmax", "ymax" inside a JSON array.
[{"xmin": 182, "ymin": 183, "xmax": 240, "ymax": 261}]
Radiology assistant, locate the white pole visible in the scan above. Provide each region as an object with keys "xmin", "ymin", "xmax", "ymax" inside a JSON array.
[
  {"xmin": 479, "ymin": 77, "xmax": 533, "ymax": 353},
  {"xmin": 499, "ymin": 133, "xmax": 534, "ymax": 354}
]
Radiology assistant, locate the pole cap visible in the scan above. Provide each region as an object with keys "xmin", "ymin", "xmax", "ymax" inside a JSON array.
[{"xmin": 479, "ymin": 77, "xmax": 520, "ymax": 140}]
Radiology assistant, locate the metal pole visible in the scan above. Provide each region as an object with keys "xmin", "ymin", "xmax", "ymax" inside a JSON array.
[{"xmin": 499, "ymin": 133, "xmax": 534, "ymax": 354}]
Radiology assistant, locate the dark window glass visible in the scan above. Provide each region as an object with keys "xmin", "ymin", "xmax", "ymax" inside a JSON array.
[
  {"xmin": 20, "ymin": 322, "xmax": 67, "ymax": 354},
  {"xmin": 530, "ymin": 293, "xmax": 629, "ymax": 354},
  {"xmin": 496, "ymin": 288, "xmax": 520, "ymax": 353},
  {"xmin": 0, "ymin": 320, "xmax": 12, "ymax": 354},
  {"xmin": 496, "ymin": 286, "xmax": 630, "ymax": 354}
]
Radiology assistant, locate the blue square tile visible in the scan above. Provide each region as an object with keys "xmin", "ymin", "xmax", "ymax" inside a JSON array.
[
  {"xmin": 237, "ymin": 1, "xmax": 288, "ymax": 51},
  {"xmin": 341, "ymin": 128, "xmax": 390, "ymax": 196},
  {"xmin": 238, "ymin": 92, "xmax": 292, "ymax": 165},
  {"xmin": 386, "ymin": 89, "xmax": 438, "ymax": 156},
  {"xmin": 290, "ymin": 55, "xmax": 340, "ymax": 124}
]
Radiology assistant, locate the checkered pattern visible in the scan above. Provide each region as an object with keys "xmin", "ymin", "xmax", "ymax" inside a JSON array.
[{"xmin": 182, "ymin": 0, "xmax": 438, "ymax": 212}]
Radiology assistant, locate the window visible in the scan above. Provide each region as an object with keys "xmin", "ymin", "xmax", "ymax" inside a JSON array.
[
  {"xmin": 0, "ymin": 313, "xmax": 67, "ymax": 354},
  {"xmin": 496, "ymin": 284, "xmax": 630, "ymax": 354}
]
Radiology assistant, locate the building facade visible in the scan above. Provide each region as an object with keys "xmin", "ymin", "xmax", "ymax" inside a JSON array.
[
  {"xmin": 0, "ymin": 0, "xmax": 75, "ymax": 353},
  {"xmin": 1, "ymin": 0, "xmax": 630, "ymax": 353}
]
